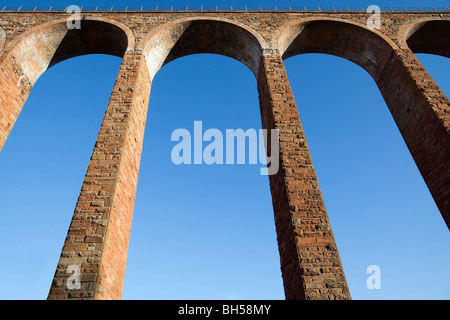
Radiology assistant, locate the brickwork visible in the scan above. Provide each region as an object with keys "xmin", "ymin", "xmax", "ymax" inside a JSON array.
[
  {"xmin": 47, "ymin": 52, "xmax": 151, "ymax": 299},
  {"xmin": 257, "ymin": 53, "xmax": 350, "ymax": 299},
  {"xmin": 0, "ymin": 10, "xmax": 448, "ymax": 300}
]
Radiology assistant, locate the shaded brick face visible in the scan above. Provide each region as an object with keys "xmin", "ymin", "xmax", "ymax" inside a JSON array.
[{"xmin": 0, "ymin": 11, "xmax": 448, "ymax": 300}]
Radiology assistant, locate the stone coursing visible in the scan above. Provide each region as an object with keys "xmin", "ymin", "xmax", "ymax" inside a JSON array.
[{"xmin": 0, "ymin": 10, "xmax": 448, "ymax": 300}]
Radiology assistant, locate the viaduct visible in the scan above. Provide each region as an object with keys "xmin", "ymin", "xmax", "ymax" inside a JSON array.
[{"xmin": 0, "ymin": 7, "xmax": 448, "ymax": 300}]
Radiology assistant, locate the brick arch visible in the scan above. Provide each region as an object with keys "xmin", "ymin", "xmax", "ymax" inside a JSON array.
[
  {"xmin": 0, "ymin": 17, "xmax": 134, "ymax": 151},
  {"xmin": 142, "ymin": 17, "xmax": 265, "ymax": 80},
  {"xmin": 276, "ymin": 18, "xmax": 399, "ymax": 82},
  {"xmin": 274, "ymin": 17, "xmax": 450, "ymax": 228},
  {"xmin": 400, "ymin": 19, "xmax": 450, "ymax": 58},
  {"xmin": 0, "ymin": 11, "xmax": 444, "ymax": 300},
  {"xmin": 1, "ymin": 16, "xmax": 134, "ymax": 86}
]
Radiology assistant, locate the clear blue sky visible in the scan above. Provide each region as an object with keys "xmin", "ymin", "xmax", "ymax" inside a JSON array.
[{"xmin": 0, "ymin": 1, "xmax": 449, "ymax": 300}]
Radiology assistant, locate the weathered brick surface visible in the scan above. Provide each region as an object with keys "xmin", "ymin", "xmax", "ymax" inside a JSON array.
[
  {"xmin": 0, "ymin": 11, "xmax": 448, "ymax": 300},
  {"xmin": 47, "ymin": 52, "xmax": 151, "ymax": 300},
  {"xmin": 257, "ymin": 53, "xmax": 351, "ymax": 299}
]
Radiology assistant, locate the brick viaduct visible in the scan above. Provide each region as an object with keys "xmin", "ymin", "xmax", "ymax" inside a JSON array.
[{"xmin": 0, "ymin": 9, "xmax": 448, "ymax": 300}]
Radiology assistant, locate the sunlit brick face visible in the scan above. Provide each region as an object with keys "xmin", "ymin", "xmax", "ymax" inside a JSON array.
[{"xmin": 0, "ymin": 10, "xmax": 448, "ymax": 300}]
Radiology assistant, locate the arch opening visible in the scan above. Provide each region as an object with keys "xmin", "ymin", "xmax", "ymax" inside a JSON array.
[
  {"xmin": 278, "ymin": 17, "xmax": 450, "ymax": 226},
  {"xmin": 279, "ymin": 19, "xmax": 396, "ymax": 82},
  {"xmin": 404, "ymin": 19, "xmax": 450, "ymax": 106},
  {"xmin": 48, "ymin": 20, "xmax": 128, "ymax": 68},
  {"xmin": 4, "ymin": 18, "xmax": 130, "ymax": 86},
  {"xmin": 0, "ymin": 18, "xmax": 131, "ymax": 151},
  {"xmin": 122, "ymin": 53, "xmax": 284, "ymax": 299},
  {"xmin": 283, "ymin": 52, "xmax": 450, "ymax": 299},
  {"xmin": 143, "ymin": 19, "xmax": 264, "ymax": 80},
  {"xmin": 406, "ymin": 20, "xmax": 450, "ymax": 59}
]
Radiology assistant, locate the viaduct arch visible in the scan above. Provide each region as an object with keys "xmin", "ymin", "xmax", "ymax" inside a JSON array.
[
  {"xmin": 404, "ymin": 19, "xmax": 450, "ymax": 58},
  {"xmin": 278, "ymin": 17, "xmax": 450, "ymax": 241},
  {"xmin": 142, "ymin": 17, "xmax": 266, "ymax": 79},
  {"xmin": 0, "ymin": 10, "xmax": 448, "ymax": 300},
  {"xmin": 0, "ymin": 17, "xmax": 134, "ymax": 151}
]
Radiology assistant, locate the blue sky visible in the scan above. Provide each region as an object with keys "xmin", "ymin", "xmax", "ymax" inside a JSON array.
[{"xmin": 0, "ymin": 1, "xmax": 449, "ymax": 300}]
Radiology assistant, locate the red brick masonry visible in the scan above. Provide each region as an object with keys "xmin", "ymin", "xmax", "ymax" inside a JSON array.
[{"xmin": 0, "ymin": 10, "xmax": 448, "ymax": 300}]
